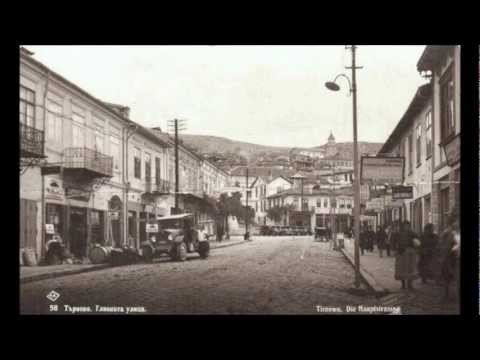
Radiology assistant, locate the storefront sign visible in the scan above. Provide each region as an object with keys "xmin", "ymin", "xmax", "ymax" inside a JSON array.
[
  {"xmin": 45, "ymin": 179, "xmax": 65, "ymax": 201},
  {"xmin": 146, "ymin": 224, "xmax": 159, "ymax": 233},
  {"xmin": 369, "ymin": 185, "xmax": 387, "ymax": 199},
  {"xmin": 383, "ymin": 195, "xmax": 404, "ymax": 208},
  {"xmin": 366, "ymin": 198, "xmax": 384, "ymax": 212},
  {"xmin": 41, "ymin": 166, "xmax": 61, "ymax": 176},
  {"xmin": 442, "ymin": 133, "xmax": 460, "ymax": 167},
  {"xmin": 45, "ymin": 224, "xmax": 55, "ymax": 234},
  {"xmin": 65, "ymin": 187, "xmax": 91, "ymax": 201},
  {"xmin": 361, "ymin": 156, "xmax": 404, "ymax": 185},
  {"xmin": 392, "ymin": 185, "xmax": 413, "ymax": 200},
  {"xmin": 109, "ymin": 211, "xmax": 119, "ymax": 220}
]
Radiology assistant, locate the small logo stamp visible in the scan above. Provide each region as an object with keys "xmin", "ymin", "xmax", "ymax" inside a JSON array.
[{"xmin": 46, "ymin": 290, "xmax": 60, "ymax": 302}]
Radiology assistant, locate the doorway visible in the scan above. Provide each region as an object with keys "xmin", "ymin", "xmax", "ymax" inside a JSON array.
[{"xmin": 69, "ymin": 207, "xmax": 87, "ymax": 258}]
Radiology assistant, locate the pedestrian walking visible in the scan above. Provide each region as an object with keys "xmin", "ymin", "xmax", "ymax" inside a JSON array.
[
  {"xmin": 367, "ymin": 226, "xmax": 375, "ymax": 252},
  {"xmin": 384, "ymin": 224, "xmax": 392, "ymax": 257},
  {"xmin": 432, "ymin": 212, "xmax": 460, "ymax": 302},
  {"xmin": 417, "ymin": 223, "xmax": 438, "ymax": 284},
  {"xmin": 394, "ymin": 221, "xmax": 420, "ymax": 290},
  {"xmin": 360, "ymin": 226, "xmax": 367, "ymax": 255},
  {"xmin": 376, "ymin": 226, "xmax": 387, "ymax": 258}
]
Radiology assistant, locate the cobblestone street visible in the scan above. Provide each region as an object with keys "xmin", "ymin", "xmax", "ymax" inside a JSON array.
[
  {"xmin": 20, "ymin": 236, "xmax": 458, "ymax": 315},
  {"xmin": 21, "ymin": 236, "xmax": 383, "ymax": 315}
]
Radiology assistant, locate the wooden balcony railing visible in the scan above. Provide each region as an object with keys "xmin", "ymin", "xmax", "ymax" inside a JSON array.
[
  {"xmin": 20, "ymin": 122, "xmax": 44, "ymax": 158},
  {"xmin": 63, "ymin": 147, "xmax": 113, "ymax": 177}
]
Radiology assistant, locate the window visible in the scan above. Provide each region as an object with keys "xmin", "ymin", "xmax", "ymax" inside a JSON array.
[
  {"xmin": 72, "ymin": 123, "xmax": 85, "ymax": 147},
  {"xmin": 316, "ymin": 199, "xmax": 322, "ymax": 208},
  {"xmin": 144, "ymin": 152, "xmax": 151, "ymax": 183},
  {"xmin": 47, "ymin": 100, "xmax": 62, "ymax": 143},
  {"xmin": 416, "ymin": 123, "xmax": 422, "ymax": 166},
  {"xmin": 440, "ymin": 68, "xmax": 455, "ymax": 143},
  {"xmin": 72, "ymin": 108, "xmax": 85, "ymax": 147},
  {"xmin": 425, "ymin": 110, "xmax": 432, "ymax": 158},
  {"xmin": 323, "ymin": 199, "xmax": 328, "ymax": 208},
  {"xmin": 95, "ymin": 126, "xmax": 104, "ymax": 154},
  {"xmin": 408, "ymin": 133, "xmax": 413, "ymax": 174},
  {"xmin": 110, "ymin": 137, "xmax": 120, "ymax": 172},
  {"xmin": 155, "ymin": 157, "xmax": 161, "ymax": 185},
  {"xmin": 20, "ymin": 86, "xmax": 35, "ymax": 127},
  {"xmin": 134, "ymin": 147, "xmax": 141, "ymax": 179}
]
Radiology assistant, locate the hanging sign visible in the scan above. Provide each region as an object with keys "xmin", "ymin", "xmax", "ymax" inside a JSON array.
[
  {"xmin": 45, "ymin": 224, "xmax": 55, "ymax": 234},
  {"xmin": 361, "ymin": 156, "xmax": 404, "ymax": 185},
  {"xmin": 392, "ymin": 185, "xmax": 413, "ymax": 200},
  {"xmin": 146, "ymin": 224, "xmax": 159, "ymax": 233},
  {"xmin": 442, "ymin": 133, "xmax": 460, "ymax": 167}
]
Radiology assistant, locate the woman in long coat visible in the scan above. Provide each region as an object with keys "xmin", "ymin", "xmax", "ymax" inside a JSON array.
[
  {"xmin": 432, "ymin": 214, "xmax": 460, "ymax": 301},
  {"xmin": 418, "ymin": 223, "xmax": 438, "ymax": 284},
  {"xmin": 394, "ymin": 221, "xmax": 420, "ymax": 290}
]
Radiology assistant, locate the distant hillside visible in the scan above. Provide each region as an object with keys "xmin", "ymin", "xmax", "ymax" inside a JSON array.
[
  {"xmin": 177, "ymin": 133, "xmax": 383, "ymax": 170},
  {"xmin": 315, "ymin": 142, "xmax": 384, "ymax": 158},
  {"xmin": 179, "ymin": 134, "xmax": 291, "ymax": 160}
]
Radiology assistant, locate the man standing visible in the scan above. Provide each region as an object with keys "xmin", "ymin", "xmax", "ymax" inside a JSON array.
[{"xmin": 376, "ymin": 226, "xmax": 387, "ymax": 258}]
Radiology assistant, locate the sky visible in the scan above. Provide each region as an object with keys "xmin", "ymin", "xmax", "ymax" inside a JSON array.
[{"xmin": 24, "ymin": 45, "xmax": 428, "ymax": 148}]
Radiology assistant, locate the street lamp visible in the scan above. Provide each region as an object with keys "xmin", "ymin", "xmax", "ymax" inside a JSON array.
[{"xmin": 325, "ymin": 45, "xmax": 362, "ymax": 289}]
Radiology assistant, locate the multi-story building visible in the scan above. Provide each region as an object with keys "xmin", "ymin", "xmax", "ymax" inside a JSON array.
[
  {"xmin": 20, "ymin": 48, "xmax": 231, "ymax": 265},
  {"xmin": 417, "ymin": 45, "xmax": 460, "ymax": 233},
  {"xmin": 20, "ymin": 48, "xmax": 171, "ymax": 264},
  {"xmin": 378, "ymin": 83, "xmax": 433, "ymax": 234}
]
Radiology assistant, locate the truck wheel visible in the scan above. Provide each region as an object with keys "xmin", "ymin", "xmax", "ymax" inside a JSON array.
[
  {"xmin": 142, "ymin": 246, "xmax": 153, "ymax": 263},
  {"xmin": 176, "ymin": 242, "xmax": 187, "ymax": 262},
  {"xmin": 169, "ymin": 247, "xmax": 177, "ymax": 261},
  {"xmin": 198, "ymin": 242, "xmax": 210, "ymax": 259}
]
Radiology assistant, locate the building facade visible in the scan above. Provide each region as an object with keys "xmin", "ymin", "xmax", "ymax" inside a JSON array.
[{"xmin": 417, "ymin": 45, "xmax": 461, "ymax": 233}]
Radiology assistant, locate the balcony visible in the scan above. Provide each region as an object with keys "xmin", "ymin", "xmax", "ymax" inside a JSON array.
[
  {"xmin": 152, "ymin": 179, "xmax": 171, "ymax": 194},
  {"xmin": 63, "ymin": 147, "xmax": 113, "ymax": 178},
  {"xmin": 20, "ymin": 122, "xmax": 45, "ymax": 158}
]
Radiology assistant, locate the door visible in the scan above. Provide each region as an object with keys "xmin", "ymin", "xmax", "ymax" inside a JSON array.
[
  {"xmin": 128, "ymin": 211, "xmax": 137, "ymax": 247},
  {"xmin": 90, "ymin": 210, "xmax": 105, "ymax": 245},
  {"xmin": 69, "ymin": 207, "xmax": 87, "ymax": 258},
  {"xmin": 20, "ymin": 199, "xmax": 37, "ymax": 249}
]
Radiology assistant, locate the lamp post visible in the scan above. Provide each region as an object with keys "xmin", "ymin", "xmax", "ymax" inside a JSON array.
[{"xmin": 325, "ymin": 45, "xmax": 362, "ymax": 288}]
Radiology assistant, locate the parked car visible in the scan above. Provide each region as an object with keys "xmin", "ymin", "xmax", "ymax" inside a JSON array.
[
  {"xmin": 140, "ymin": 213, "xmax": 210, "ymax": 262},
  {"xmin": 260, "ymin": 225, "xmax": 272, "ymax": 236},
  {"xmin": 271, "ymin": 226, "xmax": 285, "ymax": 236},
  {"xmin": 314, "ymin": 227, "xmax": 329, "ymax": 242}
]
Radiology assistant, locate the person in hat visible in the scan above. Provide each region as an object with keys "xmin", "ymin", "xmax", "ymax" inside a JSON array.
[
  {"xmin": 394, "ymin": 221, "xmax": 420, "ymax": 290},
  {"xmin": 434, "ymin": 209, "xmax": 460, "ymax": 302}
]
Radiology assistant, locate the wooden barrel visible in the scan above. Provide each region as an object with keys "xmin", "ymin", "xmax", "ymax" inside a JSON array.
[
  {"xmin": 88, "ymin": 246, "xmax": 112, "ymax": 264},
  {"xmin": 23, "ymin": 248, "xmax": 38, "ymax": 266}
]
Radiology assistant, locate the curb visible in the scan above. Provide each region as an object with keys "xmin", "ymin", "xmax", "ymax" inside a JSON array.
[
  {"xmin": 340, "ymin": 247, "xmax": 389, "ymax": 297},
  {"xmin": 20, "ymin": 264, "xmax": 112, "ymax": 284},
  {"xmin": 21, "ymin": 241, "xmax": 246, "ymax": 284},
  {"xmin": 210, "ymin": 240, "xmax": 245, "ymax": 250}
]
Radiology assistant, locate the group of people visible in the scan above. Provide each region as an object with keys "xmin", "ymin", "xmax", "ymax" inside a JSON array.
[{"xmin": 357, "ymin": 215, "xmax": 460, "ymax": 301}]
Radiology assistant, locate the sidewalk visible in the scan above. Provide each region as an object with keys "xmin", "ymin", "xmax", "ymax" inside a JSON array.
[
  {"xmin": 341, "ymin": 238, "xmax": 459, "ymax": 313},
  {"xmin": 20, "ymin": 263, "xmax": 110, "ymax": 284},
  {"xmin": 21, "ymin": 238, "xmax": 245, "ymax": 284}
]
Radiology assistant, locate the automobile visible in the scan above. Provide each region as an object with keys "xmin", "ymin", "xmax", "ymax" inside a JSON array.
[
  {"xmin": 140, "ymin": 213, "xmax": 210, "ymax": 262},
  {"xmin": 314, "ymin": 226, "xmax": 329, "ymax": 242},
  {"xmin": 271, "ymin": 226, "xmax": 285, "ymax": 236},
  {"xmin": 259, "ymin": 225, "xmax": 272, "ymax": 236},
  {"xmin": 283, "ymin": 226, "xmax": 294, "ymax": 236},
  {"xmin": 294, "ymin": 226, "xmax": 305, "ymax": 235}
]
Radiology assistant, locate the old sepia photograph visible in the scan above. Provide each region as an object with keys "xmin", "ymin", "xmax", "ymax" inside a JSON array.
[{"xmin": 19, "ymin": 45, "xmax": 461, "ymax": 315}]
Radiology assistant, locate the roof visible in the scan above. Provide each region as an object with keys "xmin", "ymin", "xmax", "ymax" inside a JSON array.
[
  {"xmin": 417, "ymin": 45, "xmax": 455, "ymax": 72},
  {"xmin": 230, "ymin": 166, "xmax": 296, "ymax": 178},
  {"xmin": 267, "ymin": 186, "xmax": 354, "ymax": 199},
  {"xmin": 20, "ymin": 48, "xmax": 170, "ymax": 149},
  {"xmin": 328, "ymin": 131, "xmax": 335, "ymax": 141},
  {"xmin": 378, "ymin": 83, "xmax": 432, "ymax": 154},
  {"xmin": 157, "ymin": 213, "xmax": 193, "ymax": 220}
]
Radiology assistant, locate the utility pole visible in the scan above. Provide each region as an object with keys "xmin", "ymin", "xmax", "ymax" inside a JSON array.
[
  {"xmin": 168, "ymin": 119, "xmax": 186, "ymax": 214},
  {"xmin": 245, "ymin": 167, "xmax": 249, "ymax": 237},
  {"xmin": 349, "ymin": 45, "xmax": 361, "ymax": 288}
]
